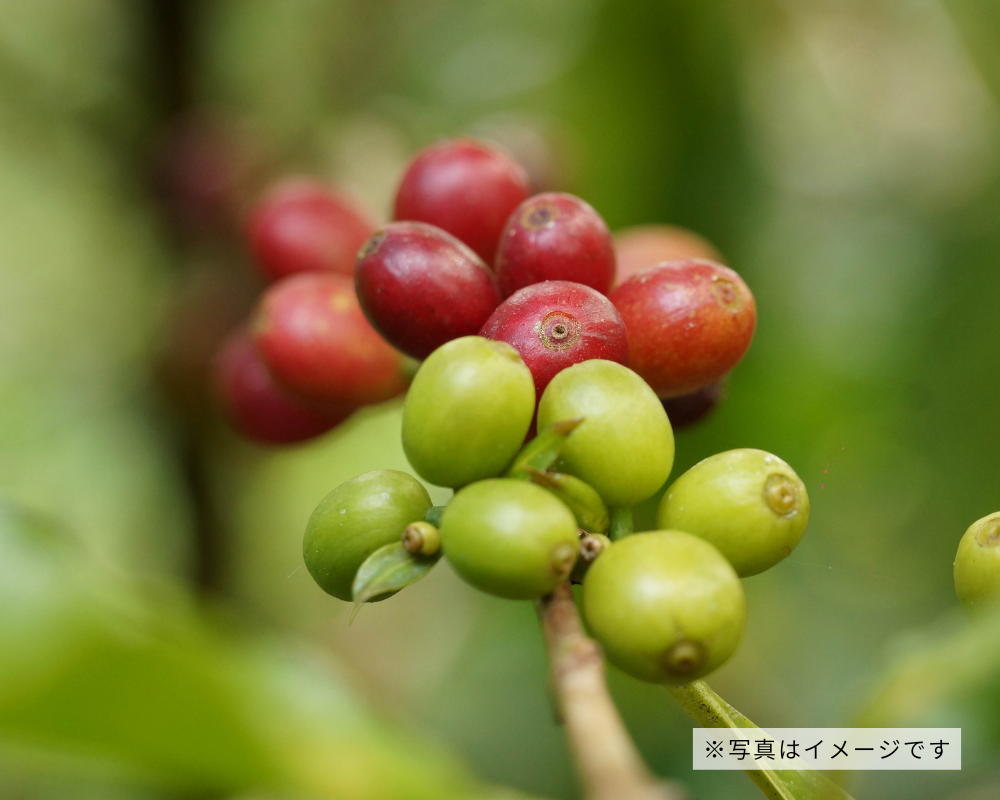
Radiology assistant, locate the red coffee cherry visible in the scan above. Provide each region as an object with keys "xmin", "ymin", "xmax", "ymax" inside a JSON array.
[
  {"xmin": 495, "ymin": 193, "xmax": 616, "ymax": 297},
  {"xmin": 610, "ymin": 260, "xmax": 756, "ymax": 399},
  {"xmin": 355, "ymin": 222, "xmax": 502, "ymax": 360},
  {"xmin": 614, "ymin": 224, "xmax": 722, "ymax": 287},
  {"xmin": 480, "ymin": 281, "xmax": 628, "ymax": 401},
  {"xmin": 248, "ymin": 177, "xmax": 375, "ymax": 282},
  {"xmin": 393, "ymin": 138, "xmax": 530, "ymax": 263},
  {"xmin": 214, "ymin": 329, "xmax": 351, "ymax": 444},
  {"xmin": 252, "ymin": 272, "xmax": 407, "ymax": 406}
]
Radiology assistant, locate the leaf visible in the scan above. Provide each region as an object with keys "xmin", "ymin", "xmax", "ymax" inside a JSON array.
[
  {"xmin": 505, "ymin": 418, "xmax": 583, "ymax": 479},
  {"xmin": 525, "ymin": 468, "xmax": 609, "ymax": 533},
  {"xmin": 0, "ymin": 500, "xmax": 518, "ymax": 799},
  {"xmin": 852, "ymin": 604, "xmax": 1000, "ymax": 736},
  {"xmin": 667, "ymin": 681, "xmax": 855, "ymax": 800},
  {"xmin": 350, "ymin": 542, "xmax": 442, "ymax": 622}
]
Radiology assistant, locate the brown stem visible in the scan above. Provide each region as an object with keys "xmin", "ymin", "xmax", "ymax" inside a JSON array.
[{"xmin": 535, "ymin": 583, "xmax": 687, "ymax": 800}]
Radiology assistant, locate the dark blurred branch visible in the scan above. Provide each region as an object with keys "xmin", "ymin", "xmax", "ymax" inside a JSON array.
[
  {"xmin": 536, "ymin": 584, "xmax": 686, "ymax": 800},
  {"xmin": 148, "ymin": 0, "xmax": 229, "ymax": 598},
  {"xmin": 149, "ymin": 0, "xmax": 195, "ymax": 116}
]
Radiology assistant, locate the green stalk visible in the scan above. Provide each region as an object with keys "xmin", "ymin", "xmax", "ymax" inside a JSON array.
[{"xmin": 609, "ymin": 507, "xmax": 633, "ymax": 541}]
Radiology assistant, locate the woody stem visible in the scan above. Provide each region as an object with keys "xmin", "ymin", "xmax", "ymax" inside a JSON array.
[{"xmin": 535, "ymin": 583, "xmax": 685, "ymax": 800}]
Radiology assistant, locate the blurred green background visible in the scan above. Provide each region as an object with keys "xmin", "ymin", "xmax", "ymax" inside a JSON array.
[{"xmin": 1, "ymin": 1, "xmax": 999, "ymax": 799}]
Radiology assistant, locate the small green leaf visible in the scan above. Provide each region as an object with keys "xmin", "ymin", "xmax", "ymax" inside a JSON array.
[
  {"xmin": 350, "ymin": 542, "xmax": 442, "ymax": 622},
  {"xmin": 506, "ymin": 418, "xmax": 584, "ymax": 479},
  {"xmin": 424, "ymin": 504, "xmax": 447, "ymax": 527},
  {"xmin": 525, "ymin": 467, "xmax": 609, "ymax": 533},
  {"xmin": 667, "ymin": 681, "xmax": 855, "ymax": 800}
]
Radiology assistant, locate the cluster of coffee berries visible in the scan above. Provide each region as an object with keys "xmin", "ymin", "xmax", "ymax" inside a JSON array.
[
  {"xmin": 211, "ymin": 177, "xmax": 409, "ymax": 443},
  {"xmin": 293, "ymin": 137, "xmax": 809, "ymax": 685},
  {"xmin": 214, "ymin": 137, "xmax": 751, "ymax": 443}
]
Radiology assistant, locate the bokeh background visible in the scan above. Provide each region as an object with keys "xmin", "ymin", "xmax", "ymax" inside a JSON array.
[{"xmin": 1, "ymin": 1, "xmax": 999, "ymax": 799}]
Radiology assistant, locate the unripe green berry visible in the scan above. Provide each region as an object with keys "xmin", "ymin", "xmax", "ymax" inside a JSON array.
[
  {"xmin": 582, "ymin": 531, "xmax": 746, "ymax": 684},
  {"xmin": 537, "ymin": 360, "xmax": 675, "ymax": 507},
  {"xmin": 402, "ymin": 520, "xmax": 441, "ymax": 556},
  {"xmin": 657, "ymin": 448, "xmax": 809, "ymax": 577},
  {"xmin": 403, "ymin": 336, "xmax": 535, "ymax": 488},
  {"xmin": 954, "ymin": 511, "xmax": 1000, "ymax": 616},
  {"xmin": 304, "ymin": 470, "xmax": 431, "ymax": 601},
  {"xmin": 440, "ymin": 479, "xmax": 579, "ymax": 599}
]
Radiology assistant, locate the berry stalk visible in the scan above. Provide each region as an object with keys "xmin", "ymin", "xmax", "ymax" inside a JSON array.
[{"xmin": 535, "ymin": 583, "xmax": 684, "ymax": 800}]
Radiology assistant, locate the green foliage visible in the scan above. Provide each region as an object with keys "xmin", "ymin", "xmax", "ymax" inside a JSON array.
[
  {"xmin": 0, "ymin": 501, "xmax": 518, "ymax": 800},
  {"xmin": 667, "ymin": 681, "xmax": 854, "ymax": 800},
  {"xmin": 854, "ymin": 605, "xmax": 1000, "ymax": 749}
]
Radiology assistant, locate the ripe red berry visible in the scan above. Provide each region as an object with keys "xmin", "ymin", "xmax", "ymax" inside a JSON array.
[
  {"xmin": 661, "ymin": 378, "xmax": 727, "ymax": 430},
  {"xmin": 610, "ymin": 260, "xmax": 756, "ymax": 399},
  {"xmin": 613, "ymin": 224, "xmax": 721, "ymax": 287},
  {"xmin": 479, "ymin": 281, "xmax": 628, "ymax": 401},
  {"xmin": 355, "ymin": 222, "xmax": 502, "ymax": 360},
  {"xmin": 248, "ymin": 178, "xmax": 375, "ymax": 282},
  {"xmin": 215, "ymin": 329, "xmax": 352, "ymax": 444},
  {"xmin": 393, "ymin": 138, "xmax": 530, "ymax": 263},
  {"xmin": 252, "ymin": 272, "xmax": 407, "ymax": 406},
  {"xmin": 495, "ymin": 193, "xmax": 616, "ymax": 297}
]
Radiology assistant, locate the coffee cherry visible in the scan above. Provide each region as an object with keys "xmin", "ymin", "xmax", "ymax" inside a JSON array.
[
  {"xmin": 954, "ymin": 512, "xmax": 1000, "ymax": 615},
  {"xmin": 402, "ymin": 520, "xmax": 441, "ymax": 557},
  {"xmin": 394, "ymin": 138, "xmax": 530, "ymax": 263},
  {"xmin": 304, "ymin": 470, "xmax": 432, "ymax": 601},
  {"xmin": 537, "ymin": 360, "xmax": 674, "ymax": 508},
  {"xmin": 582, "ymin": 531, "xmax": 746, "ymax": 684},
  {"xmin": 248, "ymin": 178, "xmax": 375, "ymax": 282},
  {"xmin": 613, "ymin": 224, "xmax": 722, "ymax": 287},
  {"xmin": 661, "ymin": 378, "xmax": 727, "ymax": 430},
  {"xmin": 253, "ymin": 272, "xmax": 407, "ymax": 406},
  {"xmin": 440, "ymin": 479, "xmax": 579, "ymax": 599},
  {"xmin": 402, "ymin": 337, "xmax": 535, "ymax": 488},
  {"xmin": 495, "ymin": 193, "xmax": 616, "ymax": 296},
  {"xmin": 355, "ymin": 222, "xmax": 501, "ymax": 360},
  {"xmin": 479, "ymin": 281, "xmax": 628, "ymax": 401},
  {"xmin": 610, "ymin": 260, "xmax": 756, "ymax": 398},
  {"xmin": 214, "ymin": 329, "xmax": 351, "ymax": 444},
  {"xmin": 657, "ymin": 449, "xmax": 809, "ymax": 577}
]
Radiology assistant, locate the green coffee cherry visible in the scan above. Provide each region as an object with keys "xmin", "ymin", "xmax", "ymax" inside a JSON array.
[
  {"xmin": 304, "ymin": 470, "xmax": 432, "ymax": 601},
  {"xmin": 657, "ymin": 448, "xmax": 809, "ymax": 577},
  {"xmin": 402, "ymin": 521, "xmax": 441, "ymax": 556},
  {"xmin": 582, "ymin": 531, "xmax": 746, "ymax": 684},
  {"xmin": 954, "ymin": 512, "xmax": 1000, "ymax": 616},
  {"xmin": 440, "ymin": 479, "xmax": 579, "ymax": 599},
  {"xmin": 537, "ymin": 360, "xmax": 675, "ymax": 508},
  {"xmin": 403, "ymin": 337, "xmax": 535, "ymax": 488}
]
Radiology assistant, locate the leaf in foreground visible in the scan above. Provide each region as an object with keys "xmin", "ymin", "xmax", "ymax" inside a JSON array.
[
  {"xmin": 667, "ymin": 680, "xmax": 855, "ymax": 800},
  {"xmin": 0, "ymin": 500, "xmax": 522, "ymax": 800}
]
